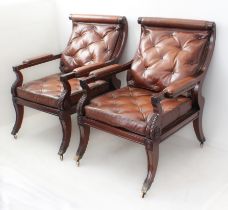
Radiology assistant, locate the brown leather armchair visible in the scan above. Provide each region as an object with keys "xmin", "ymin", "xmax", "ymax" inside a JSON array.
[
  {"xmin": 76, "ymin": 17, "xmax": 216, "ymax": 197},
  {"xmin": 11, "ymin": 14, "xmax": 128, "ymax": 160}
]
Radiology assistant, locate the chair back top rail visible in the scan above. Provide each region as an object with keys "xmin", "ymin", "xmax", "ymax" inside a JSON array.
[
  {"xmin": 138, "ymin": 17, "xmax": 214, "ymax": 30},
  {"xmin": 70, "ymin": 14, "xmax": 126, "ymax": 24}
]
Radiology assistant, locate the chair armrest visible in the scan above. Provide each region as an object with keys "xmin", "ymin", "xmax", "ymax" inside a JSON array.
[
  {"xmin": 14, "ymin": 53, "xmax": 61, "ymax": 70},
  {"xmin": 22, "ymin": 54, "xmax": 54, "ymax": 64},
  {"xmin": 59, "ymin": 62, "xmax": 120, "ymax": 98},
  {"xmin": 73, "ymin": 63, "xmax": 111, "ymax": 77},
  {"xmin": 89, "ymin": 64, "xmax": 122, "ymax": 78},
  {"xmin": 58, "ymin": 62, "xmax": 129, "ymax": 109},
  {"xmin": 163, "ymin": 74, "xmax": 203, "ymax": 98},
  {"xmin": 11, "ymin": 53, "xmax": 61, "ymax": 97},
  {"xmin": 89, "ymin": 61, "xmax": 132, "ymax": 80},
  {"xmin": 146, "ymin": 73, "xmax": 204, "ymax": 136}
]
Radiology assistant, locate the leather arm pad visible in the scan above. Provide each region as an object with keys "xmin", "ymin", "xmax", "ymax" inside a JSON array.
[
  {"xmin": 89, "ymin": 60, "xmax": 133, "ymax": 79},
  {"xmin": 23, "ymin": 54, "xmax": 54, "ymax": 64},
  {"xmin": 89, "ymin": 64, "xmax": 122, "ymax": 79},
  {"xmin": 163, "ymin": 75, "xmax": 202, "ymax": 98},
  {"xmin": 73, "ymin": 63, "xmax": 108, "ymax": 77},
  {"xmin": 79, "ymin": 61, "xmax": 132, "ymax": 88}
]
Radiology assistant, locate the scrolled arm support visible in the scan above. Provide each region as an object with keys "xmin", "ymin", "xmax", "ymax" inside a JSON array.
[
  {"xmin": 145, "ymin": 93, "xmax": 164, "ymax": 140},
  {"xmin": 145, "ymin": 73, "xmax": 204, "ymax": 140},
  {"xmin": 77, "ymin": 61, "xmax": 132, "ymax": 118},
  {"xmin": 163, "ymin": 73, "xmax": 203, "ymax": 98},
  {"xmin": 58, "ymin": 72, "xmax": 78, "ymax": 110},
  {"xmin": 76, "ymin": 75, "xmax": 95, "ymax": 118},
  {"xmin": 11, "ymin": 53, "xmax": 62, "ymax": 98},
  {"xmin": 11, "ymin": 67, "xmax": 23, "ymax": 97}
]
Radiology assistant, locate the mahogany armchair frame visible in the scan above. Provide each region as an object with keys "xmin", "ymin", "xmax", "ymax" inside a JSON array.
[
  {"xmin": 76, "ymin": 17, "xmax": 216, "ymax": 197},
  {"xmin": 11, "ymin": 15, "xmax": 128, "ymax": 160}
]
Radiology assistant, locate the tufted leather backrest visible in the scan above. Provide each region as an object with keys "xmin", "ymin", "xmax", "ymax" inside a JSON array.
[
  {"xmin": 60, "ymin": 14, "xmax": 127, "ymax": 73},
  {"xmin": 129, "ymin": 17, "xmax": 214, "ymax": 92}
]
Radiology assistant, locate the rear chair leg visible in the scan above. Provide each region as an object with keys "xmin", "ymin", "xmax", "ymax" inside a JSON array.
[
  {"xmin": 192, "ymin": 85, "xmax": 206, "ymax": 147},
  {"xmin": 142, "ymin": 140, "xmax": 159, "ymax": 198},
  {"xmin": 193, "ymin": 111, "xmax": 206, "ymax": 147},
  {"xmin": 58, "ymin": 112, "xmax": 72, "ymax": 160},
  {"xmin": 11, "ymin": 99, "xmax": 24, "ymax": 139},
  {"xmin": 75, "ymin": 124, "xmax": 90, "ymax": 166}
]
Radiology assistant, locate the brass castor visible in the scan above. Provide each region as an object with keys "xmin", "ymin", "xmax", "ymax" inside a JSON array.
[
  {"xmin": 200, "ymin": 142, "xmax": 204, "ymax": 148},
  {"xmin": 59, "ymin": 154, "xmax": 63, "ymax": 161},
  {"xmin": 74, "ymin": 155, "xmax": 80, "ymax": 167},
  {"xmin": 141, "ymin": 191, "xmax": 146, "ymax": 198},
  {"xmin": 76, "ymin": 160, "xmax": 80, "ymax": 167}
]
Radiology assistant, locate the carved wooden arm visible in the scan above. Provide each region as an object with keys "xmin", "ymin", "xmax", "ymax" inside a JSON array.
[
  {"xmin": 14, "ymin": 53, "xmax": 61, "ymax": 70},
  {"xmin": 58, "ymin": 61, "xmax": 117, "ymax": 109},
  {"xmin": 78, "ymin": 61, "xmax": 132, "ymax": 96},
  {"xmin": 163, "ymin": 73, "xmax": 204, "ymax": 98},
  {"xmin": 74, "ymin": 62, "xmax": 112, "ymax": 77},
  {"xmin": 146, "ymin": 72, "xmax": 204, "ymax": 139},
  {"xmin": 11, "ymin": 53, "xmax": 61, "ymax": 97},
  {"xmin": 22, "ymin": 54, "xmax": 56, "ymax": 65},
  {"xmin": 77, "ymin": 61, "xmax": 132, "ymax": 116}
]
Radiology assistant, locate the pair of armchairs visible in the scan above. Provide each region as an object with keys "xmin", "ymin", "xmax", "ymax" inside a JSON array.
[{"xmin": 11, "ymin": 14, "xmax": 216, "ymax": 197}]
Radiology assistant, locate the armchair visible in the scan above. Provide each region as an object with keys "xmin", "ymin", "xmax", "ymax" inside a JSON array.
[
  {"xmin": 11, "ymin": 14, "xmax": 128, "ymax": 160},
  {"xmin": 76, "ymin": 17, "xmax": 216, "ymax": 197}
]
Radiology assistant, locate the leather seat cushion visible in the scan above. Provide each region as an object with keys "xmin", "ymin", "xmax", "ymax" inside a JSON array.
[
  {"xmin": 17, "ymin": 73, "xmax": 109, "ymax": 108},
  {"xmin": 85, "ymin": 86, "xmax": 192, "ymax": 136}
]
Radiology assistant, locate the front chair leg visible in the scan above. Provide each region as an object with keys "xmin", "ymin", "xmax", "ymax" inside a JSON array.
[
  {"xmin": 142, "ymin": 140, "xmax": 159, "ymax": 198},
  {"xmin": 58, "ymin": 112, "xmax": 72, "ymax": 160},
  {"xmin": 75, "ymin": 124, "xmax": 90, "ymax": 166},
  {"xmin": 11, "ymin": 98, "xmax": 24, "ymax": 139}
]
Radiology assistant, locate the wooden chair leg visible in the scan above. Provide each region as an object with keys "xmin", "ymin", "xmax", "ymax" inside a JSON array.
[
  {"xmin": 192, "ymin": 85, "xmax": 206, "ymax": 146},
  {"xmin": 193, "ymin": 111, "xmax": 206, "ymax": 146},
  {"xmin": 11, "ymin": 98, "xmax": 24, "ymax": 139},
  {"xmin": 75, "ymin": 124, "xmax": 90, "ymax": 166},
  {"xmin": 58, "ymin": 112, "xmax": 72, "ymax": 160},
  {"xmin": 141, "ymin": 140, "xmax": 159, "ymax": 198}
]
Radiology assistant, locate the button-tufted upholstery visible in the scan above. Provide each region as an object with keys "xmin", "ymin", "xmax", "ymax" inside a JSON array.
[
  {"xmin": 60, "ymin": 23, "xmax": 121, "ymax": 73},
  {"xmin": 17, "ymin": 74, "xmax": 109, "ymax": 108},
  {"xmin": 15, "ymin": 15, "xmax": 127, "ymax": 109},
  {"xmin": 129, "ymin": 27, "xmax": 209, "ymax": 91},
  {"xmin": 85, "ymin": 87, "xmax": 192, "ymax": 135},
  {"xmin": 84, "ymin": 19, "xmax": 211, "ymax": 135},
  {"xmin": 11, "ymin": 14, "xmax": 128, "ymax": 158},
  {"xmin": 76, "ymin": 17, "xmax": 216, "ymax": 196}
]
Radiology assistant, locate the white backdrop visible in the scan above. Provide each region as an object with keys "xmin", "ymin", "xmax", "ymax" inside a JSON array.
[
  {"xmin": 0, "ymin": 0, "xmax": 60, "ymax": 126},
  {"xmin": 0, "ymin": 0, "xmax": 227, "ymax": 149}
]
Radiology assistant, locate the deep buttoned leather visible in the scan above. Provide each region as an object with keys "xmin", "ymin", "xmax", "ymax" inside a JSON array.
[
  {"xmin": 85, "ymin": 86, "xmax": 192, "ymax": 135},
  {"xmin": 17, "ymin": 73, "xmax": 109, "ymax": 108},
  {"xmin": 60, "ymin": 23, "xmax": 121, "ymax": 73},
  {"xmin": 129, "ymin": 26, "xmax": 209, "ymax": 91},
  {"xmin": 16, "ymin": 15, "xmax": 127, "ymax": 108}
]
